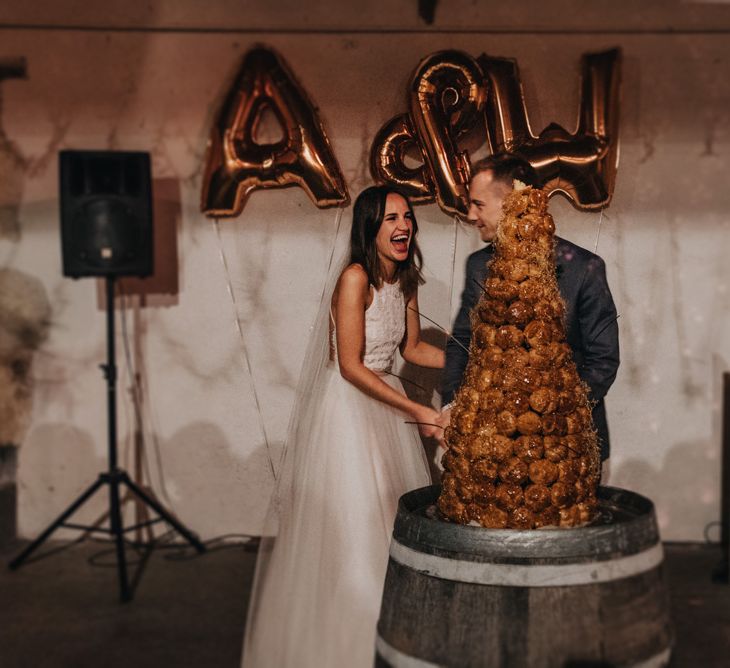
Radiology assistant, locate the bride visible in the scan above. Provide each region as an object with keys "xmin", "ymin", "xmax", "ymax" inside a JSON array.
[{"xmin": 242, "ymin": 186, "xmax": 444, "ymax": 667}]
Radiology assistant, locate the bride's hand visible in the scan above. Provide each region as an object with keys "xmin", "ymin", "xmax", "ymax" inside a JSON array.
[
  {"xmin": 434, "ymin": 407, "xmax": 452, "ymax": 445},
  {"xmin": 411, "ymin": 405, "xmax": 443, "ymax": 439}
]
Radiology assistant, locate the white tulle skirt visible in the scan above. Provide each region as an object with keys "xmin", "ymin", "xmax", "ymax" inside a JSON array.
[{"xmin": 242, "ymin": 365, "xmax": 431, "ymax": 668}]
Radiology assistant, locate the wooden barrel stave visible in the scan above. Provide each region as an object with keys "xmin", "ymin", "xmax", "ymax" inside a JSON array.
[{"xmin": 376, "ymin": 485, "xmax": 673, "ymax": 668}]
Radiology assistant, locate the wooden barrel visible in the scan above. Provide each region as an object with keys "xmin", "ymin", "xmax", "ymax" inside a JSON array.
[{"xmin": 376, "ymin": 484, "xmax": 672, "ymax": 668}]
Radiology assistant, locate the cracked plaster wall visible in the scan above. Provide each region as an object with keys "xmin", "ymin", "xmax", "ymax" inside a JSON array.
[{"xmin": 0, "ymin": 17, "xmax": 728, "ymax": 540}]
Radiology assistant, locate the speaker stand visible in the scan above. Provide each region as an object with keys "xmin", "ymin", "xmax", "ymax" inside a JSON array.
[{"xmin": 8, "ymin": 276, "xmax": 205, "ymax": 602}]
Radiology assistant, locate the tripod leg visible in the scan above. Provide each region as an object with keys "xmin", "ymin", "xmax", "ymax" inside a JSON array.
[
  {"xmin": 109, "ymin": 473, "xmax": 131, "ymax": 602},
  {"xmin": 8, "ymin": 476, "xmax": 106, "ymax": 570},
  {"xmin": 121, "ymin": 473, "xmax": 206, "ymax": 553}
]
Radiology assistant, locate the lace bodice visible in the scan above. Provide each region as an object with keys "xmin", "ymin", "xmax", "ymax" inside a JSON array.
[{"xmin": 331, "ymin": 281, "xmax": 406, "ymax": 373}]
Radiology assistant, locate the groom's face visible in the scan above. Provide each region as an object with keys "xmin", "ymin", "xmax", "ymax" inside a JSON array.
[{"xmin": 467, "ymin": 170, "xmax": 510, "ymax": 243}]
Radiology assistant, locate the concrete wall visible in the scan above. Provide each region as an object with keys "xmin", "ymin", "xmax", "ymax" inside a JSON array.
[{"xmin": 1, "ymin": 2, "xmax": 729, "ymax": 541}]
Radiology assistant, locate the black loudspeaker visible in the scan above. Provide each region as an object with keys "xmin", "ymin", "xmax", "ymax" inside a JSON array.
[{"xmin": 59, "ymin": 150, "xmax": 153, "ymax": 278}]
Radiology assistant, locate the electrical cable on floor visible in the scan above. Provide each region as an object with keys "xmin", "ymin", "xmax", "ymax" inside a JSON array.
[
  {"xmin": 85, "ymin": 531, "xmax": 260, "ymax": 568},
  {"xmin": 161, "ymin": 533, "xmax": 260, "ymax": 561},
  {"xmin": 703, "ymin": 520, "xmax": 722, "ymax": 545}
]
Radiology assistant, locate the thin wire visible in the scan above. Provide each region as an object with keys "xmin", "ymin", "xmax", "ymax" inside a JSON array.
[
  {"xmin": 404, "ymin": 421, "xmax": 444, "ymax": 429},
  {"xmin": 118, "ymin": 291, "xmax": 144, "ymax": 465},
  {"xmin": 407, "ymin": 305, "xmax": 469, "ymax": 354},
  {"xmin": 471, "ymin": 276, "xmax": 487, "ymax": 294},
  {"xmin": 117, "ymin": 289, "xmax": 176, "ymax": 512},
  {"xmin": 383, "ymin": 369, "xmax": 427, "ymax": 393},
  {"xmin": 213, "ymin": 219, "xmax": 276, "ymax": 482}
]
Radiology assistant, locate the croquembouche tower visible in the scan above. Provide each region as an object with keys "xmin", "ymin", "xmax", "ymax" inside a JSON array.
[{"xmin": 437, "ymin": 185, "xmax": 601, "ymax": 529}]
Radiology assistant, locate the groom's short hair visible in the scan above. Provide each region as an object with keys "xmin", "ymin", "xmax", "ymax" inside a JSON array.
[{"xmin": 471, "ymin": 153, "xmax": 543, "ymax": 189}]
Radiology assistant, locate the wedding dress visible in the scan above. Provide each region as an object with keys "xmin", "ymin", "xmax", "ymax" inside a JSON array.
[{"xmin": 242, "ymin": 279, "xmax": 432, "ymax": 668}]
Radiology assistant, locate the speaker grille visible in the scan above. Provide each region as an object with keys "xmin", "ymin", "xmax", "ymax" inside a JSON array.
[{"xmin": 60, "ymin": 150, "xmax": 153, "ymax": 278}]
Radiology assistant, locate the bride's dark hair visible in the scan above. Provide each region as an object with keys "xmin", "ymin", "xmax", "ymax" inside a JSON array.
[{"xmin": 349, "ymin": 186, "xmax": 424, "ymax": 298}]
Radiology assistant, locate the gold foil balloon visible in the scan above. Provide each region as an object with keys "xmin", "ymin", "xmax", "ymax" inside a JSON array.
[
  {"xmin": 370, "ymin": 48, "xmax": 621, "ymax": 215},
  {"xmin": 409, "ymin": 50, "xmax": 487, "ymax": 217},
  {"xmin": 201, "ymin": 47, "xmax": 349, "ymax": 218},
  {"xmin": 479, "ymin": 49, "xmax": 621, "ymax": 210},
  {"xmin": 369, "ymin": 113, "xmax": 435, "ymax": 204}
]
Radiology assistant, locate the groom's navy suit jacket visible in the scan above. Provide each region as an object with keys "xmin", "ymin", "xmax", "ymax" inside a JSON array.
[{"xmin": 442, "ymin": 238, "xmax": 620, "ymax": 460}]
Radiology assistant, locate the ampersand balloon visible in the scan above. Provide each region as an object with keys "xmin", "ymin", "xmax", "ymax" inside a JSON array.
[
  {"xmin": 369, "ymin": 113, "xmax": 434, "ymax": 203},
  {"xmin": 408, "ymin": 50, "xmax": 487, "ymax": 217}
]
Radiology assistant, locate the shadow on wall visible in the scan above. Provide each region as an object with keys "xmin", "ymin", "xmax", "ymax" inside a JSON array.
[
  {"xmin": 613, "ymin": 437, "xmax": 719, "ymax": 540},
  {"xmin": 19, "ymin": 419, "xmax": 275, "ymax": 541},
  {"xmin": 132, "ymin": 421, "xmax": 276, "ymax": 540},
  {"xmin": 399, "ymin": 326, "xmax": 447, "ymax": 480},
  {"xmin": 18, "ymin": 423, "xmax": 104, "ymax": 537}
]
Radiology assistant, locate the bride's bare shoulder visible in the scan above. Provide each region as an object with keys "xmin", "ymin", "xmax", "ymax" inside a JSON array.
[
  {"xmin": 333, "ymin": 264, "xmax": 373, "ymax": 311},
  {"xmin": 337, "ymin": 263, "xmax": 369, "ymax": 291}
]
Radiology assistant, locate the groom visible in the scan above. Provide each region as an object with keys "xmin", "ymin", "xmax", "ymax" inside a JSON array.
[{"xmin": 438, "ymin": 153, "xmax": 620, "ymax": 471}]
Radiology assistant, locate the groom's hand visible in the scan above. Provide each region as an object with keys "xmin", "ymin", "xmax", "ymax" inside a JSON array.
[{"xmin": 432, "ymin": 406, "xmax": 452, "ymax": 471}]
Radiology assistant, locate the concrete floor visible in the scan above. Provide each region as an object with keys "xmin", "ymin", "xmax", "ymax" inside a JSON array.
[{"xmin": 0, "ymin": 539, "xmax": 728, "ymax": 667}]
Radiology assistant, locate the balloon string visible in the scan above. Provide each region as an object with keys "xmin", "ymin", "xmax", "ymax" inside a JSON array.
[
  {"xmin": 594, "ymin": 208, "xmax": 604, "ymax": 254},
  {"xmin": 319, "ymin": 207, "xmax": 345, "ymax": 311},
  {"xmin": 448, "ymin": 215, "xmax": 459, "ymax": 337},
  {"xmin": 213, "ymin": 218, "xmax": 277, "ymax": 483},
  {"xmin": 272, "ymin": 206, "xmax": 345, "ymax": 480}
]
